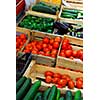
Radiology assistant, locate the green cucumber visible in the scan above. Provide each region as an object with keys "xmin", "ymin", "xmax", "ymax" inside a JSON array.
[
  {"xmin": 43, "ymin": 88, "xmax": 51, "ymax": 100},
  {"xmin": 48, "ymin": 85, "xmax": 57, "ymax": 100},
  {"xmin": 56, "ymin": 89, "xmax": 61, "ymax": 100},
  {"xmin": 23, "ymin": 80, "xmax": 41, "ymax": 100},
  {"xmin": 34, "ymin": 92, "xmax": 42, "ymax": 100},
  {"xmin": 16, "ymin": 76, "xmax": 27, "ymax": 93},
  {"xmin": 65, "ymin": 90, "xmax": 73, "ymax": 100},
  {"xmin": 61, "ymin": 14, "xmax": 75, "ymax": 19},
  {"xmin": 16, "ymin": 78, "xmax": 31, "ymax": 100},
  {"xmin": 61, "ymin": 12, "xmax": 78, "ymax": 17},
  {"xmin": 62, "ymin": 9, "xmax": 79, "ymax": 14},
  {"xmin": 59, "ymin": 97, "xmax": 65, "ymax": 100},
  {"xmin": 74, "ymin": 90, "xmax": 82, "ymax": 100}
]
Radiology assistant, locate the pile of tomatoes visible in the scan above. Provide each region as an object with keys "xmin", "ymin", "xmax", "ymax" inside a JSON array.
[
  {"xmin": 23, "ymin": 36, "xmax": 61, "ymax": 58},
  {"xmin": 59, "ymin": 38, "xmax": 83, "ymax": 61},
  {"xmin": 16, "ymin": 34, "xmax": 27, "ymax": 52},
  {"xmin": 45, "ymin": 71, "xmax": 83, "ymax": 89}
]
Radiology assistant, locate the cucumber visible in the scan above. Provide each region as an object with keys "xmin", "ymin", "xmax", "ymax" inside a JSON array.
[
  {"xmin": 62, "ymin": 9, "xmax": 79, "ymax": 14},
  {"xmin": 61, "ymin": 14, "xmax": 75, "ymax": 19},
  {"xmin": 61, "ymin": 12, "xmax": 78, "ymax": 17},
  {"xmin": 23, "ymin": 80, "xmax": 41, "ymax": 100},
  {"xmin": 48, "ymin": 85, "xmax": 57, "ymax": 100},
  {"xmin": 16, "ymin": 76, "xmax": 27, "ymax": 93},
  {"xmin": 65, "ymin": 90, "xmax": 72, "ymax": 100},
  {"xmin": 34, "ymin": 92, "xmax": 42, "ymax": 100},
  {"xmin": 43, "ymin": 88, "xmax": 51, "ymax": 100},
  {"xmin": 59, "ymin": 97, "xmax": 65, "ymax": 100},
  {"xmin": 74, "ymin": 90, "xmax": 82, "ymax": 100},
  {"xmin": 56, "ymin": 89, "xmax": 61, "ymax": 100},
  {"xmin": 16, "ymin": 78, "xmax": 31, "ymax": 100},
  {"xmin": 32, "ymin": 5, "xmax": 56, "ymax": 15}
]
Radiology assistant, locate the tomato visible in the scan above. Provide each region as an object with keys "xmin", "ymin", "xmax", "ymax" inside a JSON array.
[
  {"xmin": 48, "ymin": 45, "xmax": 53, "ymax": 50},
  {"xmin": 57, "ymin": 79, "xmax": 67, "ymax": 87},
  {"xmin": 42, "ymin": 43, "xmax": 48, "ymax": 48},
  {"xmin": 57, "ymin": 84, "xmax": 63, "ymax": 88},
  {"xmin": 68, "ymin": 80, "xmax": 75, "ymax": 89},
  {"xmin": 52, "ymin": 77, "xmax": 60, "ymax": 84},
  {"xmin": 20, "ymin": 34, "xmax": 26, "ymax": 39},
  {"xmin": 67, "ymin": 45, "xmax": 72, "ymax": 50},
  {"xmin": 43, "ymin": 48, "xmax": 50, "ymax": 52},
  {"xmin": 17, "ymin": 38, "xmax": 22, "ymax": 43},
  {"xmin": 76, "ymin": 77, "xmax": 83, "ymax": 82},
  {"xmin": 51, "ymin": 54, "xmax": 56, "ymax": 58},
  {"xmin": 72, "ymin": 50, "xmax": 78, "ymax": 58},
  {"xmin": 50, "ymin": 39, "xmax": 54, "ymax": 44},
  {"xmin": 53, "ymin": 73, "xmax": 61, "ymax": 78},
  {"xmin": 38, "ymin": 51, "xmax": 44, "ymax": 55},
  {"xmin": 69, "ymin": 56, "xmax": 74, "ymax": 60},
  {"xmin": 53, "ymin": 42, "xmax": 59, "ymax": 49},
  {"xmin": 61, "ymin": 44, "xmax": 68, "ymax": 50},
  {"xmin": 77, "ymin": 49, "xmax": 83, "ymax": 58},
  {"xmin": 45, "ymin": 71, "xmax": 54, "ymax": 77},
  {"xmin": 59, "ymin": 51, "xmax": 66, "ymax": 57},
  {"xmin": 16, "ymin": 42, "xmax": 19, "ymax": 48},
  {"xmin": 51, "ymin": 49, "xmax": 57, "ymax": 55},
  {"xmin": 31, "ymin": 41, "xmax": 37, "ymax": 46},
  {"xmin": 65, "ymin": 50, "xmax": 73, "ymax": 58},
  {"xmin": 43, "ymin": 37, "xmax": 49, "ymax": 44},
  {"xmin": 55, "ymin": 37, "xmax": 61, "ymax": 43},
  {"xmin": 23, "ymin": 49, "xmax": 30, "ymax": 53},
  {"xmin": 45, "ymin": 76, "xmax": 52, "ymax": 83},
  {"xmin": 63, "ymin": 39, "xmax": 69, "ymax": 44},
  {"xmin": 32, "ymin": 50, "xmax": 37, "ymax": 54},
  {"xmin": 45, "ymin": 51, "xmax": 50, "ymax": 56},
  {"xmin": 38, "ymin": 41, "xmax": 43, "ymax": 46},
  {"xmin": 76, "ymin": 80, "xmax": 83, "ymax": 89},
  {"xmin": 62, "ymin": 74, "xmax": 71, "ymax": 82}
]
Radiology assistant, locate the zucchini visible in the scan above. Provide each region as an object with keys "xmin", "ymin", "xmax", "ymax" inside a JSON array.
[
  {"xmin": 61, "ymin": 12, "xmax": 78, "ymax": 17},
  {"xmin": 32, "ymin": 5, "xmax": 56, "ymax": 15},
  {"xmin": 65, "ymin": 90, "xmax": 73, "ymax": 100},
  {"xmin": 62, "ymin": 9, "xmax": 79, "ymax": 14},
  {"xmin": 61, "ymin": 14, "xmax": 75, "ymax": 19},
  {"xmin": 59, "ymin": 97, "xmax": 65, "ymax": 100},
  {"xmin": 43, "ymin": 88, "xmax": 51, "ymax": 100},
  {"xmin": 23, "ymin": 80, "xmax": 41, "ymax": 100},
  {"xmin": 74, "ymin": 90, "xmax": 82, "ymax": 100},
  {"xmin": 16, "ymin": 76, "xmax": 27, "ymax": 93},
  {"xmin": 48, "ymin": 85, "xmax": 57, "ymax": 100},
  {"xmin": 16, "ymin": 78, "xmax": 31, "ymax": 100},
  {"xmin": 34, "ymin": 92, "xmax": 42, "ymax": 100},
  {"xmin": 56, "ymin": 89, "xmax": 61, "ymax": 100}
]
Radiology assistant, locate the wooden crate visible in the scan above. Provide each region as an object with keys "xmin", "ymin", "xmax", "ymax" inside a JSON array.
[
  {"xmin": 16, "ymin": 11, "xmax": 57, "ymax": 35},
  {"xmin": 23, "ymin": 60, "xmax": 83, "ymax": 95},
  {"xmin": 65, "ymin": 0, "xmax": 83, "ymax": 4},
  {"xmin": 21, "ymin": 31, "xmax": 63, "ymax": 67},
  {"xmin": 56, "ymin": 36, "xmax": 83, "ymax": 72},
  {"xmin": 58, "ymin": 5, "xmax": 83, "ymax": 25}
]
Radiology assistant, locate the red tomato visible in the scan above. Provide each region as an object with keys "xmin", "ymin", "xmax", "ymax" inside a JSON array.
[
  {"xmin": 76, "ymin": 77, "xmax": 83, "ymax": 82},
  {"xmin": 42, "ymin": 43, "xmax": 48, "ymax": 48},
  {"xmin": 38, "ymin": 41, "xmax": 43, "ymax": 45},
  {"xmin": 51, "ymin": 49, "xmax": 57, "ymax": 55},
  {"xmin": 58, "ymin": 79, "xmax": 67, "ymax": 87},
  {"xmin": 45, "ymin": 51, "xmax": 50, "ymax": 56},
  {"xmin": 62, "ymin": 74, "xmax": 71, "ymax": 82},
  {"xmin": 31, "ymin": 41, "xmax": 37, "ymax": 46},
  {"xmin": 23, "ymin": 49, "xmax": 30, "ymax": 53},
  {"xmin": 45, "ymin": 71, "xmax": 54, "ymax": 77},
  {"xmin": 59, "ymin": 51, "xmax": 66, "ymax": 57},
  {"xmin": 63, "ymin": 39, "xmax": 69, "ymax": 44},
  {"xmin": 32, "ymin": 50, "xmax": 37, "ymax": 54},
  {"xmin": 76, "ymin": 80, "xmax": 83, "ymax": 89},
  {"xmin": 52, "ymin": 77, "xmax": 60, "ymax": 84},
  {"xmin": 43, "ymin": 48, "xmax": 50, "ymax": 52},
  {"xmin": 77, "ymin": 49, "xmax": 83, "ymax": 58},
  {"xmin": 51, "ymin": 54, "xmax": 56, "ymax": 58},
  {"xmin": 69, "ymin": 56, "xmax": 74, "ymax": 60},
  {"xmin": 45, "ymin": 76, "xmax": 52, "ymax": 83},
  {"xmin": 16, "ymin": 42, "xmax": 19, "ymax": 48},
  {"xmin": 43, "ymin": 37, "xmax": 49, "ymax": 44},
  {"xmin": 57, "ymin": 84, "xmax": 63, "ymax": 88},
  {"xmin": 48, "ymin": 45, "xmax": 53, "ymax": 50},
  {"xmin": 61, "ymin": 44, "xmax": 68, "ymax": 50},
  {"xmin": 72, "ymin": 50, "xmax": 78, "ymax": 58},
  {"xmin": 50, "ymin": 39, "xmax": 54, "ymax": 44},
  {"xmin": 17, "ymin": 38, "xmax": 22, "ymax": 43},
  {"xmin": 20, "ymin": 34, "xmax": 26, "ymax": 39},
  {"xmin": 55, "ymin": 37, "xmax": 61, "ymax": 43},
  {"xmin": 53, "ymin": 73, "xmax": 61, "ymax": 78},
  {"xmin": 38, "ymin": 51, "xmax": 44, "ymax": 55},
  {"xmin": 67, "ymin": 45, "xmax": 72, "ymax": 50},
  {"xmin": 36, "ymin": 44, "xmax": 42, "ymax": 50},
  {"xmin": 53, "ymin": 42, "xmax": 59, "ymax": 49},
  {"xmin": 68, "ymin": 80, "xmax": 75, "ymax": 89},
  {"xmin": 65, "ymin": 50, "xmax": 73, "ymax": 58}
]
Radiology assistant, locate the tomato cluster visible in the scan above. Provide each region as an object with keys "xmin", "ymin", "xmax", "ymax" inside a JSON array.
[
  {"xmin": 23, "ymin": 36, "xmax": 61, "ymax": 58},
  {"xmin": 44, "ymin": 71, "xmax": 83, "ymax": 89},
  {"xmin": 16, "ymin": 34, "xmax": 27, "ymax": 52},
  {"xmin": 59, "ymin": 38, "xmax": 83, "ymax": 61}
]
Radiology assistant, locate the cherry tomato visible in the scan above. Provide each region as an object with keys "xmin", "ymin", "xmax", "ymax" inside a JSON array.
[
  {"xmin": 55, "ymin": 37, "xmax": 61, "ymax": 43},
  {"xmin": 43, "ymin": 37, "xmax": 49, "ymax": 44},
  {"xmin": 45, "ymin": 71, "xmax": 54, "ymax": 77},
  {"xmin": 76, "ymin": 80, "xmax": 83, "ymax": 89},
  {"xmin": 53, "ymin": 73, "xmax": 61, "ymax": 78},
  {"xmin": 67, "ymin": 45, "xmax": 72, "ymax": 50},
  {"xmin": 50, "ymin": 39, "xmax": 54, "ymax": 44},
  {"xmin": 52, "ymin": 77, "xmax": 60, "ymax": 84},
  {"xmin": 65, "ymin": 50, "xmax": 73, "ymax": 58},
  {"xmin": 45, "ymin": 76, "xmax": 52, "ymax": 83},
  {"xmin": 57, "ymin": 79, "xmax": 67, "ymax": 87},
  {"xmin": 61, "ymin": 44, "xmax": 68, "ymax": 50},
  {"xmin": 68, "ymin": 80, "xmax": 75, "ymax": 89},
  {"xmin": 53, "ymin": 42, "xmax": 59, "ymax": 49}
]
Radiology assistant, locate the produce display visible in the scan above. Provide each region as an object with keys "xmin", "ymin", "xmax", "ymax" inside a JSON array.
[
  {"xmin": 44, "ymin": 71, "xmax": 83, "ymax": 89},
  {"xmin": 16, "ymin": 77, "xmax": 83, "ymax": 100},
  {"xmin": 54, "ymin": 21, "xmax": 83, "ymax": 38},
  {"xmin": 32, "ymin": 2, "xmax": 59, "ymax": 15},
  {"xmin": 16, "ymin": 33, "xmax": 27, "ymax": 52},
  {"xmin": 59, "ymin": 38, "xmax": 83, "ymax": 61},
  {"xmin": 61, "ymin": 8, "xmax": 83, "ymax": 19},
  {"xmin": 23, "ymin": 36, "xmax": 62, "ymax": 58},
  {"xmin": 18, "ymin": 15, "xmax": 54, "ymax": 33}
]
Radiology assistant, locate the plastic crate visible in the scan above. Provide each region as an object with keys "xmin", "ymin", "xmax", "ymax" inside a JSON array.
[{"xmin": 16, "ymin": 53, "xmax": 32, "ymax": 81}]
